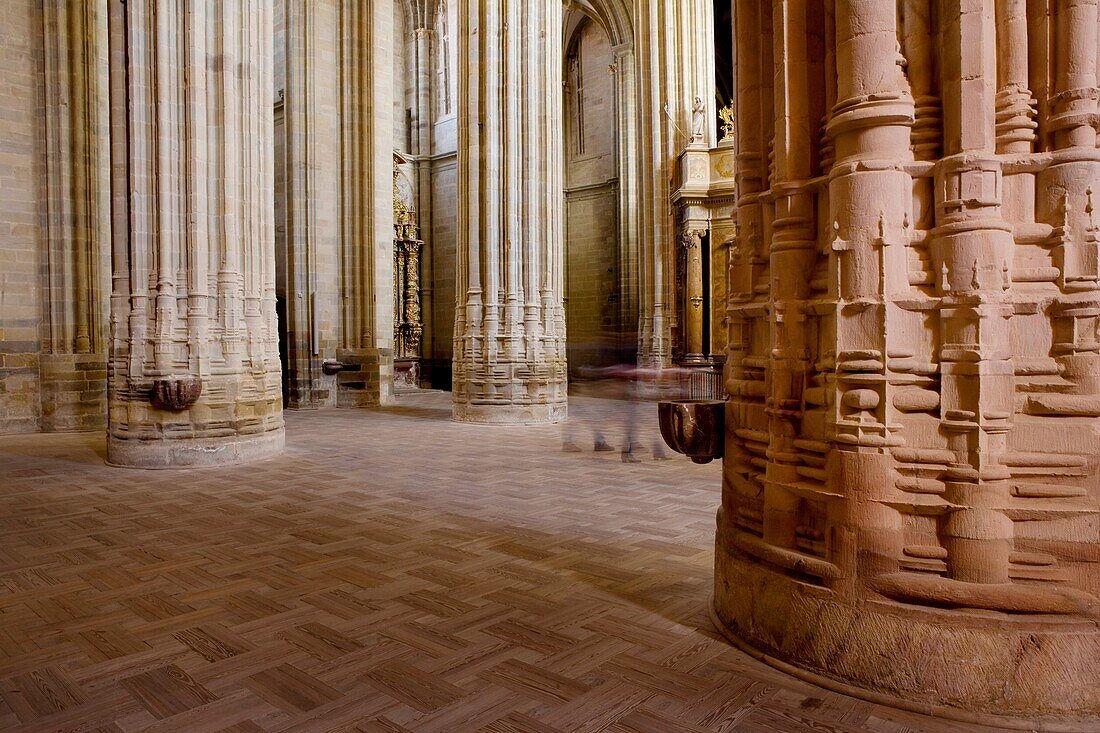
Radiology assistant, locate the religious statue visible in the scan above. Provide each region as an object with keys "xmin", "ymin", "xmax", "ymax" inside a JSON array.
[{"xmin": 690, "ymin": 96, "xmax": 706, "ymax": 143}]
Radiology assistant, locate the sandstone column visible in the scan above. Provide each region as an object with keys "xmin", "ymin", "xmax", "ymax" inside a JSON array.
[
  {"xmin": 107, "ymin": 0, "xmax": 284, "ymax": 467},
  {"xmin": 680, "ymin": 229, "xmax": 707, "ymax": 362},
  {"xmin": 934, "ymin": 0, "xmax": 1017, "ymax": 589},
  {"xmin": 452, "ymin": 0, "xmax": 567, "ymax": 423},
  {"xmin": 335, "ymin": 0, "xmax": 396, "ymax": 407},
  {"xmin": 714, "ymin": 1, "xmax": 1100, "ymax": 727},
  {"xmin": 282, "ymin": 0, "xmax": 341, "ymax": 408}
]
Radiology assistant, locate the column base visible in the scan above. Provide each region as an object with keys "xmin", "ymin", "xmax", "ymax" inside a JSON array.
[
  {"xmin": 336, "ymin": 348, "xmax": 394, "ymax": 408},
  {"xmin": 452, "ymin": 400, "xmax": 567, "ymax": 425},
  {"xmin": 712, "ymin": 542, "xmax": 1100, "ymax": 732},
  {"xmin": 107, "ymin": 428, "xmax": 285, "ymax": 469},
  {"xmin": 40, "ymin": 352, "xmax": 108, "ymax": 432}
]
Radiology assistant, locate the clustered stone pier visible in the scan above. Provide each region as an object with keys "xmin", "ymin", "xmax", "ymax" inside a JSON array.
[
  {"xmin": 106, "ymin": 1, "xmax": 285, "ymax": 467},
  {"xmin": 716, "ymin": 1, "xmax": 1100, "ymax": 729}
]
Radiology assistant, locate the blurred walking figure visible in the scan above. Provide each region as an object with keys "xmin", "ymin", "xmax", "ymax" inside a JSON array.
[
  {"xmin": 620, "ymin": 364, "xmax": 690, "ymax": 462},
  {"xmin": 561, "ymin": 374, "xmax": 615, "ymax": 453},
  {"xmin": 563, "ymin": 358, "xmax": 688, "ymax": 462}
]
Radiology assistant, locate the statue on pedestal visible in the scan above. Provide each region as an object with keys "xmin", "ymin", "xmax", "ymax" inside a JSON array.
[{"xmin": 690, "ymin": 96, "xmax": 706, "ymax": 143}]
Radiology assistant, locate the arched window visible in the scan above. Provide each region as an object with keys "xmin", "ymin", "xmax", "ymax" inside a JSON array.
[
  {"xmin": 435, "ymin": 0, "xmax": 452, "ymax": 117},
  {"xmin": 568, "ymin": 43, "xmax": 584, "ymax": 155}
]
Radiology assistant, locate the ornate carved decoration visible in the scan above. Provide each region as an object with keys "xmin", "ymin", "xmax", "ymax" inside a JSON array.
[
  {"xmin": 393, "ymin": 156, "xmax": 423, "ymax": 384},
  {"xmin": 718, "ymin": 105, "xmax": 735, "ymax": 142},
  {"xmin": 716, "ymin": 1, "xmax": 1100, "ymax": 726}
]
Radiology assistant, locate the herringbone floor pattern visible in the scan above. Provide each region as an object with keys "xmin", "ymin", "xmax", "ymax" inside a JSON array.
[{"xmin": 1, "ymin": 392, "xmax": 1001, "ymax": 732}]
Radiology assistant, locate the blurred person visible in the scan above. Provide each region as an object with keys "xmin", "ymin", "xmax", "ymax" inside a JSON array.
[
  {"xmin": 563, "ymin": 354, "xmax": 688, "ymax": 462},
  {"xmin": 621, "ymin": 364, "xmax": 690, "ymax": 462},
  {"xmin": 561, "ymin": 356, "xmax": 619, "ymax": 453}
]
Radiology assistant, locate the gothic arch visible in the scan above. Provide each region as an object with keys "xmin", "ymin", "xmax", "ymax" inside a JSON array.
[
  {"xmin": 568, "ymin": 0, "xmax": 633, "ymax": 50},
  {"xmin": 395, "ymin": 0, "xmax": 425, "ymax": 29},
  {"xmin": 562, "ymin": 1, "xmax": 640, "ymax": 369}
]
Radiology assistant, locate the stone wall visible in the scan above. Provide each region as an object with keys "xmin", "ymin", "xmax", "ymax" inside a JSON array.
[
  {"xmin": 0, "ymin": 0, "xmax": 109, "ymax": 436},
  {"xmin": 0, "ymin": 0, "xmax": 44, "ymax": 435}
]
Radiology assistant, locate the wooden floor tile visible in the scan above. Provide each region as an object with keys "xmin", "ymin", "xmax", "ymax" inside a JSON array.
[{"xmin": 0, "ymin": 392, "xmax": 1012, "ymax": 732}]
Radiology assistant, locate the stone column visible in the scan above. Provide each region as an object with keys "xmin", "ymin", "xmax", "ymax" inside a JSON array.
[
  {"xmin": 283, "ymin": 0, "xmax": 341, "ymax": 408},
  {"xmin": 899, "ymin": 0, "xmax": 943, "ymax": 161},
  {"xmin": 934, "ymin": 0, "xmax": 1017, "ymax": 587},
  {"xmin": 613, "ymin": 44, "xmax": 641, "ymax": 360},
  {"xmin": 452, "ymin": 0, "xmax": 567, "ymax": 424},
  {"xmin": 335, "ymin": 0, "xmax": 395, "ymax": 407},
  {"xmin": 1040, "ymin": 0, "xmax": 1100, "ymax": 291},
  {"xmin": 995, "ymin": 0, "xmax": 1038, "ymax": 154},
  {"xmin": 633, "ymin": 0, "xmax": 671, "ymax": 367},
  {"xmin": 680, "ymin": 229, "xmax": 707, "ymax": 362},
  {"xmin": 723, "ymin": 0, "xmax": 769, "ymax": 536},
  {"xmin": 635, "ymin": 0, "xmax": 718, "ymax": 368},
  {"xmin": 414, "ymin": 25, "xmax": 435, "ymax": 385},
  {"xmin": 106, "ymin": 0, "xmax": 284, "ymax": 467},
  {"xmin": 714, "ymin": 1, "xmax": 1100, "ymax": 726}
]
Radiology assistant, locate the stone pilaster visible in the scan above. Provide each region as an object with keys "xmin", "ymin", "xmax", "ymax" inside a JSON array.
[
  {"xmin": 282, "ymin": 0, "xmax": 341, "ymax": 409},
  {"xmin": 40, "ymin": 1, "xmax": 111, "ymax": 432},
  {"xmin": 414, "ymin": 25, "xmax": 435, "ymax": 386},
  {"xmin": 334, "ymin": 0, "xmax": 395, "ymax": 408},
  {"xmin": 451, "ymin": 0, "xmax": 566, "ymax": 424},
  {"xmin": 106, "ymin": 0, "xmax": 284, "ymax": 467}
]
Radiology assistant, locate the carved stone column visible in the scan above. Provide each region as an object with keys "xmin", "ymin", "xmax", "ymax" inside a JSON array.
[
  {"xmin": 899, "ymin": 0, "xmax": 942, "ymax": 161},
  {"xmin": 106, "ymin": 0, "xmax": 284, "ymax": 467},
  {"xmin": 933, "ymin": 0, "xmax": 1016, "ymax": 591},
  {"xmin": 714, "ymin": 0, "xmax": 1099, "ymax": 727},
  {"xmin": 452, "ymin": 0, "xmax": 567, "ymax": 424}
]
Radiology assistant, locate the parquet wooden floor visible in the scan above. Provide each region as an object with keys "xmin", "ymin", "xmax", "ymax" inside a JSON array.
[{"xmin": 0, "ymin": 392, "xmax": 1008, "ymax": 732}]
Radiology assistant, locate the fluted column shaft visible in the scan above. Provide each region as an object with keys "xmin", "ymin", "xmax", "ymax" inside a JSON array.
[
  {"xmin": 451, "ymin": 0, "xmax": 566, "ymax": 424},
  {"xmin": 107, "ymin": 0, "xmax": 283, "ymax": 467},
  {"xmin": 414, "ymin": 26, "xmax": 434, "ymax": 382},
  {"xmin": 335, "ymin": 0, "xmax": 396, "ymax": 407}
]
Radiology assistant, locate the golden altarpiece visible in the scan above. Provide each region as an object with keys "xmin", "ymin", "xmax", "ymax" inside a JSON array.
[{"xmin": 393, "ymin": 153, "xmax": 424, "ymax": 390}]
